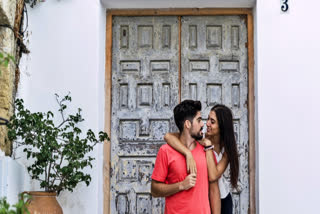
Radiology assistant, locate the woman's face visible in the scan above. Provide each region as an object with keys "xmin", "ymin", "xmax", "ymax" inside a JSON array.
[{"xmin": 206, "ymin": 110, "xmax": 220, "ymax": 137}]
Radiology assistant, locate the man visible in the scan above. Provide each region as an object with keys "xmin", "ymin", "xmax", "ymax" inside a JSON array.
[{"xmin": 151, "ymin": 100, "xmax": 220, "ymax": 214}]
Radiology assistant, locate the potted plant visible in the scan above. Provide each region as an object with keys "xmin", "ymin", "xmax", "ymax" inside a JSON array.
[{"xmin": 7, "ymin": 94, "xmax": 110, "ymax": 213}]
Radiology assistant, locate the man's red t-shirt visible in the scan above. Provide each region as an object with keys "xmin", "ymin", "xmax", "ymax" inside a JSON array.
[{"xmin": 151, "ymin": 142, "xmax": 210, "ymax": 214}]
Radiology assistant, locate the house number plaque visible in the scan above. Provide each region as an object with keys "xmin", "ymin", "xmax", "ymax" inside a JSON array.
[{"xmin": 281, "ymin": 0, "xmax": 289, "ymax": 12}]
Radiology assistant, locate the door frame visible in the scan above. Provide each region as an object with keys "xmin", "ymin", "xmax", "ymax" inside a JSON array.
[{"xmin": 104, "ymin": 8, "xmax": 255, "ymax": 214}]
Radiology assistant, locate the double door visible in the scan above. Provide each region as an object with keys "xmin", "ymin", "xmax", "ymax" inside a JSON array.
[{"xmin": 111, "ymin": 15, "xmax": 248, "ymax": 214}]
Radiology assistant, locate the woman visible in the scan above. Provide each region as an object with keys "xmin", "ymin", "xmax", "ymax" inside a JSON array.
[{"xmin": 164, "ymin": 104, "xmax": 239, "ymax": 214}]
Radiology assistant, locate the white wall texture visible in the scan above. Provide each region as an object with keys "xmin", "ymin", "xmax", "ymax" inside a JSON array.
[
  {"xmin": 12, "ymin": 0, "xmax": 320, "ymax": 213},
  {"xmin": 256, "ymin": 0, "xmax": 320, "ymax": 213},
  {"xmin": 0, "ymin": 156, "xmax": 26, "ymax": 205},
  {"xmin": 18, "ymin": 0, "xmax": 106, "ymax": 213}
]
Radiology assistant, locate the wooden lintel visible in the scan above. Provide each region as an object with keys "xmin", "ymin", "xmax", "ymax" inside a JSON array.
[{"xmin": 107, "ymin": 8, "xmax": 252, "ymax": 16}]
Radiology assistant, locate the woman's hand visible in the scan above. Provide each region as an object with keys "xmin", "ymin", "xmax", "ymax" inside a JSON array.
[
  {"xmin": 199, "ymin": 138, "xmax": 212, "ymax": 147},
  {"xmin": 186, "ymin": 151, "xmax": 197, "ymax": 174}
]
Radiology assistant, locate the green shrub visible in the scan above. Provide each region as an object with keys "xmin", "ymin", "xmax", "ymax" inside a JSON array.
[
  {"xmin": 0, "ymin": 193, "xmax": 30, "ymax": 214},
  {"xmin": 7, "ymin": 94, "xmax": 110, "ymax": 195}
]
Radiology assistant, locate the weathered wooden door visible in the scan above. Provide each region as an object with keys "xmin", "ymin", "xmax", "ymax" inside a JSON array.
[
  {"xmin": 111, "ymin": 16, "xmax": 179, "ymax": 214},
  {"xmin": 181, "ymin": 16, "xmax": 249, "ymax": 214},
  {"xmin": 111, "ymin": 15, "xmax": 249, "ymax": 214}
]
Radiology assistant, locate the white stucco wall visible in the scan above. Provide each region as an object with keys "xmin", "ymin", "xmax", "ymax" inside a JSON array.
[
  {"xmin": 18, "ymin": 0, "xmax": 106, "ymax": 213},
  {"xmin": 14, "ymin": 0, "xmax": 320, "ymax": 213},
  {"xmin": 256, "ymin": 0, "xmax": 320, "ymax": 213}
]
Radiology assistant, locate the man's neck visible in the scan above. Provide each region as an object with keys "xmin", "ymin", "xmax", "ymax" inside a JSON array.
[{"xmin": 179, "ymin": 131, "xmax": 196, "ymax": 151}]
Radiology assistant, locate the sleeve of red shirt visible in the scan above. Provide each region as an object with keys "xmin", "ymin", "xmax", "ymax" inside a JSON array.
[{"xmin": 151, "ymin": 146, "xmax": 168, "ymax": 182}]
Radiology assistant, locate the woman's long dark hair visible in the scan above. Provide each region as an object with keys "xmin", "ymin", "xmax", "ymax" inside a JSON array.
[{"xmin": 211, "ymin": 104, "xmax": 239, "ymax": 189}]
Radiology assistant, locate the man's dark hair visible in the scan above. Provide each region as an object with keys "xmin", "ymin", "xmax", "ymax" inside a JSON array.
[{"xmin": 173, "ymin": 100, "xmax": 202, "ymax": 132}]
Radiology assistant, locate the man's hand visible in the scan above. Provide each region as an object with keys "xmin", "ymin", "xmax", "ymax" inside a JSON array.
[
  {"xmin": 199, "ymin": 138, "xmax": 212, "ymax": 147},
  {"xmin": 179, "ymin": 173, "xmax": 197, "ymax": 191},
  {"xmin": 186, "ymin": 152, "xmax": 197, "ymax": 174}
]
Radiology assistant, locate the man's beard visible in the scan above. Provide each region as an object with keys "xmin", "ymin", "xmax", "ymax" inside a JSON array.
[
  {"xmin": 191, "ymin": 128, "xmax": 203, "ymax": 141},
  {"xmin": 191, "ymin": 134, "xmax": 203, "ymax": 141}
]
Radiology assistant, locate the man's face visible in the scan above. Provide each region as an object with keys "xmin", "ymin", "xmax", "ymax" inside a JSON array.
[{"xmin": 190, "ymin": 111, "xmax": 204, "ymax": 141}]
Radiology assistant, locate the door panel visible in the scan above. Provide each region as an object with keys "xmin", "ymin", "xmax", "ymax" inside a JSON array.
[
  {"xmin": 181, "ymin": 16, "xmax": 249, "ymax": 214},
  {"xmin": 111, "ymin": 16, "xmax": 179, "ymax": 214}
]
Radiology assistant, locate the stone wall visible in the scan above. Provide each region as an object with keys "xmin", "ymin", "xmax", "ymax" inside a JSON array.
[{"xmin": 0, "ymin": 0, "xmax": 17, "ymax": 155}]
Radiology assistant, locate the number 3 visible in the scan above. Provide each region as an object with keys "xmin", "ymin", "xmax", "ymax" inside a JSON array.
[{"xmin": 281, "ymin": 0, "xmax": 289, "ymax": 12}]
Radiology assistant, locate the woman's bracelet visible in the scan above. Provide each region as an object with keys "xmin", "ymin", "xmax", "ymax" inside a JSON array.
[{"xmin": 204, "ymin": 145, "xmax": 214, "ymax": 151}]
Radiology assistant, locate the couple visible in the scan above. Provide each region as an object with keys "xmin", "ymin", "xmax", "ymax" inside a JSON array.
[{"xmin": 151, "ymin": 100, "xmax": 239, "ymax": 214}]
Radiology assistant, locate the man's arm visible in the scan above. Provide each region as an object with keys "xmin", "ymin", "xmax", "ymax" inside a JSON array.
[
  {"xmin": 209, "ymin": 181, "xmax": 221, "ymax": 214},
  {"xmin": 151, "ymin": 173, "xmax": 197, "ymax": 197}
]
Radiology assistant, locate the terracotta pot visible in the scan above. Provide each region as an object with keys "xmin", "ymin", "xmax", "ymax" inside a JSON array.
[{"xmin": 24, "ymin": 191, "xmax": 63, "ymax": 214}]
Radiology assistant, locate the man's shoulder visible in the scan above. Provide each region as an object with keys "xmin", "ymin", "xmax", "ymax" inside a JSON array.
[
  {"xmin": 159, "ymin": 143, "xmax": 174, "ymax": 152},
  {"xmin": 159, "ymin": 143, "xmax": 181, "ymax": 155}
]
